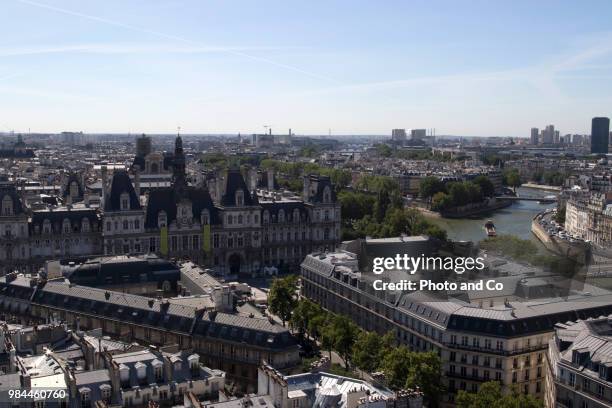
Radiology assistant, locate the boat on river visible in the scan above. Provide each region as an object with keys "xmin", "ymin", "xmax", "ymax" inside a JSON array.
[{"xmin": 484, "ymin": 220, "xmax": 496, "ymax": 237}]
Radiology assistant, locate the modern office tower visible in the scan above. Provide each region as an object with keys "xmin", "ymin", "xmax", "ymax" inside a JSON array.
[
  {"xmin": 530, "ymin": 128, "xmax": 539, "ymax": 145},
  {"xmin": 542, "ymin": 125, "xmax": 555, "ymax": 144},
  {"xmin": 135, "ymin": 134, "xmax": 152, "ymax": 157},
  {"xmin": 391, "ymin": 129, "xmax": 407, "ymax": 144},
  {"xmin": 572, "ymin": 134, "xmax": 584, "ymax": 145},
  {"xmin": 411, "ymin": 129, "xmax": 426, "ymax": 141},
  {"xmin": 554, "ymin": 130, "xmax": 560, "ymax": 144},
  {"xmin": 591, "ymin": 117, "xmax": 610, "ymax": 154}
]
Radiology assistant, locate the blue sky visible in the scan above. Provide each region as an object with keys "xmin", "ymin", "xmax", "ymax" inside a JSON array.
[{"xmin": 1, "ymin": 0, "xmax": 612, "ymax": 136}]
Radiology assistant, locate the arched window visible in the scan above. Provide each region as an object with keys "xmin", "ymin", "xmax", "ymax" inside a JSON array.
[
  {"xmin": 238, "ymin": 214, "xmax": 243, "ymax": 224},
  {"xmin": 63, "ymin": 219, "xmax": 71, "ymax": 234},
  {"xmin": 120, "ymin": 192, "xmax": 130, "ymax": 210},
  {"xmin": 227, "ymin": 214, "xmax": 233, "ymax": 225},
  {"xmin": 324, "ymin": 227, "xmax": 330, "ymax": 240},
  {"xmin": 81, "ymin": 218, "xmax": 90, "ymax": 232},
  {"xmin": 263, "ymin": 210, "xmax": 270, "ymax": 224},
  {"xmin": 43, "ymin": 219, "xmax": 51, "ymax": 234},
  {"xmin": 293, "ymin": 209, "xmax": 300, "ymax": 223},
  {"xmin": 123, "ymin": 220, "xmax": 129, "ymax": 230},
  {"xmin": 1, "ymin": 195, "xmax": 13, "ymax": 216},
  {"xmin": 158, "ymin": 211, "xmax": 167, "ymax": 228},
  {"xmin": 278, "ymin": 209, "xmax": 285, "ymax": 223},
  {"xmin": 200, "ymin": 209, "xmax": 209, "ymax": 225}
]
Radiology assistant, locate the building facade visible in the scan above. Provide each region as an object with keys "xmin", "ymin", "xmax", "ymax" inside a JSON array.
[
  {"xmin": 0, "ymin": 136, "xmax": 341, "ymax": 276},
  {"xmin": 547, "ymin": 317, "xmax": 612, "ymax": 408},
  {"xmin": 300, "ymin": 238, "xmax": 612, "ymax": 407}
]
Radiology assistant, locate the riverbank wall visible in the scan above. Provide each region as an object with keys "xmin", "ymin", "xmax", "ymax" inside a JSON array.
[
  {"xmin": 531, "ymin": 213, "xmax": 591, "ymax": 264},
  {"xmin": 522, "ymin": 183, "xmax": 562, "ymax": 192},
  {"xmin": 413, "ymin": 198, "xmax": 513, "ymax": 219}
]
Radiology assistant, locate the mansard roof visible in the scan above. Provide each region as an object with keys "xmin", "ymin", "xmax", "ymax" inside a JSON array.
[
  {"xmin": 306, "ymin": 175, "xmax": 337, "ymax": 203},
  {"xmin": 104, "ymin": 171, "xmax": 141, "ymax": 212},
  {"xmin": 260, "ymin": 201, "xmax": 309, "ymax": 222},
  {"xmin": 221, "ymin": 169, "xmax": 256, "ymax": 207},
  {"xmin": 65, "ymin": 255, "xmax": 180, "ymax": 288},
  {"xmin": 0, "ymin": 182, "xmax": 26, "ymax": 215},
  {"xmin": 0, "ymin": 277, "xmax": 297, "ymax": 351},
  {"xmin": 145, "ymin": 186, "xmax": 217, "ymax": 229},
  {"xmin": 30, "ymin": 206, "xmax": 100, "ymax": 232},
  {"xmin": 61, "ymin": 173, "xmax": 84, "ymax": 200}
]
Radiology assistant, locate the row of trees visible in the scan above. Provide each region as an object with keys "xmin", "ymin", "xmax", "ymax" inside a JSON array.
[
  {"xmin": 288, "ymin": 295, "xmax": 443, "ymax": 406},
  {"xmin": 259, "ymin": 159, "xmax": 352, "ymax": 193},
  {"xmin": 457, "ymin": 381, "xmax": 542, "ymax": 408},
  {"xmin": 270, "ymin": 277, "xmax": 544, "ymax": 408}
]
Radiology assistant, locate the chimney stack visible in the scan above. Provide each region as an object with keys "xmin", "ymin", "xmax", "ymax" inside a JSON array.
[
  {"xmin": 303, "ymin": 175, "xmax": 311, "ymax": 202},
  {"xmin": 267, "ymin": 169, "xmax": 274, "ymax": 191}
]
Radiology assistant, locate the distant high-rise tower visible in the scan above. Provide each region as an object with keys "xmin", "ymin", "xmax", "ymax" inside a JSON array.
[
  {"xmin": 543, "ymin": 125, "xmax": 555, "ymax": 144},
  {"xmin": 411, "ymin": 129, "xmax": 426, "ymax": 141},
  {"xmin": 391, "ymin": 129, "xmax": 407, "ymax": 144},
  {"xmin": 591, "ymin": 117, "xmax": 610, "ymax": 154},
  {"xmin": 530, "ymin": 128, "xmax": 539, "ymax": 145}
]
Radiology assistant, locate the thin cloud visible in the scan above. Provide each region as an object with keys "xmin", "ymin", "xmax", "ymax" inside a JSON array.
[
  {"xmin": 15, "ymin": 0, "xmax": 339, "ymax": 83},
  {"xmin": 0, "ymin": 43, "xmax": 303, "ymax": 58}
]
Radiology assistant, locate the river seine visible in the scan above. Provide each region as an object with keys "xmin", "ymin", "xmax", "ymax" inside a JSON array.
[{"xmin": 429, "ymin": 187, "xmax": 556, "ymax": 244}]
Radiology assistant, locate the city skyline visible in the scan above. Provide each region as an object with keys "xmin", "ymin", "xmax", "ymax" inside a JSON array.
[{"xmin": 2, "ymin": 0, "xmax": 612, "ymax": 136}]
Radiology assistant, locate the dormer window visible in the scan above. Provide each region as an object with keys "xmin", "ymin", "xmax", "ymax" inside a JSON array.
[
  {"xmin": 1, "ymin": 195, "xmax": 13, "ymax": 216},
  {"xmin": 323, "ymin": 186, "xmax": 331, "ymax": 203},
  {"xmin": 81, "ymin": 218, "xmax": 90, "ymax": 232},
  {"xmin": 120, "ymin": 192, "xmax": 130, "ymax": 210},
  {"xmin": 188, "ymin": 354, "xmax": 200, "ymax": 376},
  {"xmin": 63, "ymin": 219, "xmax": 72, "ymax": 234},
  {"xmin": 100, "ymin": 384, "xmax": 111, "ymax": 403},
  {"xmin": 79, "ymin": 388, "xmax": 91, "ymax": 408},
  {"xmin": 158, "ymin": 211, "xmax": 167, "ymax": 228},
  {"xmin": 154, "ymin": 364, "xmax": 163, "ymax": 382},
  {"xmin": 135, "ymin": 362, "xmax": 147, "ymax": 384},
  {"xmin": 236, "ymin": 190, "xmax": 244, "ymax": 206}
]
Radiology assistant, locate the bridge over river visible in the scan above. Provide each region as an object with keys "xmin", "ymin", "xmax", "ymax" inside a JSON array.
[{"xmin": 495, "ymin": 196, "xmax": 557, "ymax": 203}]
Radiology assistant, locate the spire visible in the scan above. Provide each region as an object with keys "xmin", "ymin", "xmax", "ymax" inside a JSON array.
[{"xmin": 173, "ymin": 134, "xmax": 187, "ymax": 195}]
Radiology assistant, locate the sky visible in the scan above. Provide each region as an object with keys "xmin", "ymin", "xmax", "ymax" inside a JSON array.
[{"xmin": 1, "ymin": 0, "xmax": 612, "ymax": 136}]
